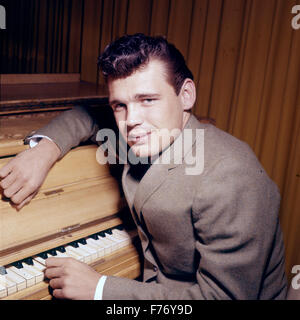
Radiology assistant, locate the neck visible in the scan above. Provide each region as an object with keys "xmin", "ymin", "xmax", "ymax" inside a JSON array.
[{"xmin": 182, "ymin": 112, "xmax": 191, "ymax": 129}]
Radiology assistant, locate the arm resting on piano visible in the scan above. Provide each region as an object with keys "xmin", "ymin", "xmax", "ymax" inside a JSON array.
[
  {"xmin": 0, "ymin": 138, "xmax": 61, "ymax": 210},
  {"xmin": 25, "ymin": 106, "xmax": 100, "ymax": 159},
  {"xmin": 0, "ymin": 106, "xmax": 99, "ymax": 210}
]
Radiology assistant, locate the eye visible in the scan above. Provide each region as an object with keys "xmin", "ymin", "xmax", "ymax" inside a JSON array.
[
  {"xmin": 142, "ymin": 98, "xmax": 155, "ymax": 105},
  {"xmin": 112, "ymin": 103, "xmax": 126, "ymax": 112}
]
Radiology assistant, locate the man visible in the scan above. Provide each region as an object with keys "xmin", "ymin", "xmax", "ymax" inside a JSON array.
[{"xmin": 0, "ymin": 34, "xmax": 287, "ymax": 299}]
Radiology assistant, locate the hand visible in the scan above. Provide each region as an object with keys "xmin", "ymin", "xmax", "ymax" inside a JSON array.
[
  {"xmin": 0, "ymin": 138, "xmax": 61, "ymax": 210},
  {"xmin": 45, "ymin": 257, "xmax": 102, "ymax": 300}
]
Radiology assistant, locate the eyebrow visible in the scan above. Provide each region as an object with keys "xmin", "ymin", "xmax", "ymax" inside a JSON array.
[
  {"xmin": 109, "ymin": 93, "xmax": 161, "ymax": 106},
  {"xmin": 109, "ymin": 99, "xmax": 123, "ymax": 106},
  {"xmin": 134, "ymin": 93, "xmax": 161, "ymax": 100}
]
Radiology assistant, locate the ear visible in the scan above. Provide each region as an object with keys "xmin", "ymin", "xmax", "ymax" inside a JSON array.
[{"xmin": 179, "ymin": 78, "xmax": 196, "ymax": 111}]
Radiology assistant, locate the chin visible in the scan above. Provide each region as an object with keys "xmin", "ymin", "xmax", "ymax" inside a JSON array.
[{"xmin": 129, "ymin": 144, "xmax": 160, "ymax": 164}]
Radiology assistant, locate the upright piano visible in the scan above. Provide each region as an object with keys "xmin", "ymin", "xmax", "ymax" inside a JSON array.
[{"xmin": 0, "ymin": 74, "xmax": 142, "ymax": 300}]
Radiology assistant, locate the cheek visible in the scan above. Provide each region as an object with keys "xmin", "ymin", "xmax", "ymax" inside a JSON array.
[
  {"xmin": 147, "ymin": 102, "xmax": 183, "ymax": 130},
  {"xmin": 114, "ymin": 115, "xmax": 127, "ymax": 137}
]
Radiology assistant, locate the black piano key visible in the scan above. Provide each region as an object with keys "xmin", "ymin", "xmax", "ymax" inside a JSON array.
[
  {"xmin": 78, "ymin": 238, "xmax": 87, "ymax": 245},
  {"xmin": 89, "ymin": 233, "xmax": 99, "ymax": 240},
  {"xmin": 105, "ymin": 229, "xmax": 113, "ymax": 235},
  {"xmin": 23, "ymin": 257, "xmax": 34, "ymax": 265},
  {"xmin": 47, "ymin": 249, "xmax": 57, "ymax": 256},
  {"xmin": 0, "ymin": 266, "xmax": 7, "ymax": 275},
  {"xmin": 69, "ymin": 241, "xmax": 79, "ymax": 248},
  {"xmin": 55, "ymin": 246, "xmax": 66, "ymax": 253},
  {"xmin": 97, "ymin": 231, "xmax": 106, "ymax": 238},
  {"xmin": 115, "ymin": 225, "xmax": 124, "ymax": 231},
  {"xmin": 13, "ymin": 261, "xmax": 23, "ymax": 269},
  {"xmin": 38, "ymin": 252, "xmax": 48, "ymax": 259}
]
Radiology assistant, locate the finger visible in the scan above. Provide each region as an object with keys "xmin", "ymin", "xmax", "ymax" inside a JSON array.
[
  {"xmin": 14, "ymin": 191, "xmax": 37, "ymax": 210},
  {"xmin": 0, "ymin": 162, "xmax": 13, "ymax": 179},
  {"xmin": 2, "ymin": 177, "xmax": 23, "ymax": 199},
  {"xmin": 10, "ymin": 183, "xmax": 37, "ymax": 205},
  {"xmin": 52, "ymin": 289, "xmax": 65, "ymax": 299},
  {"xmin": 49, "ymin": 277, "xmax": 64, "ymax": 289},
  {"xmin": 0, "ymin": 171, "xmax": 18, "ymax": 189},
  {"xmin": 45, "ymin": 266, "xmax": 63, "ymax": 279},
  {"xmin": 46, "ymin": 257, "xmax": 71, "ymax": 268}
]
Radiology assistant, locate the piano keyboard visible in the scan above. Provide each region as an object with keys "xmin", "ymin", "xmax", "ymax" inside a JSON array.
[{"xmin": 0, "ymin": 225, "xmax": 137, "ymax": 299}]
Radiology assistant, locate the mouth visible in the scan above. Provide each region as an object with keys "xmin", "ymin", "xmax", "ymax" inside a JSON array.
[{"xmin": 128, "ymin": 131, "xmax": 152, "ymax": 145}]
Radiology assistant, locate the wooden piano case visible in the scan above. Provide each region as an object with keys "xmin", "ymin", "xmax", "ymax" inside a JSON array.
[{"xmin": 0, "ymin": 74, "xmax": 142, "ymax": 300}]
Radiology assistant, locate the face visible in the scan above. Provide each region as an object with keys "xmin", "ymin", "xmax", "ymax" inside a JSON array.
[{"xmin": 108, "ymin": 59, "xmax": 195, "ymax": 159}]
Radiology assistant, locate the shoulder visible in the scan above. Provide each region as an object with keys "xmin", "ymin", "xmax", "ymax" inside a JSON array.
[
  {"xmin": 187, "ymin": 116, "xmax": 269, "ymax": 179},
  {"xmin": 186, "ymin": 116, "xmax": 281, "ymax": 213}
]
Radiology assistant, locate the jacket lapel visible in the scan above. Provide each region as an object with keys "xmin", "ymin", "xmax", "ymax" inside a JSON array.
[
  {"xmin": 133, "ymin": 162, "xmax": 169, "ymax": 218},
  {"xmin": 131, "ymin": 114, "xmax": 200, "ymax": 218}
]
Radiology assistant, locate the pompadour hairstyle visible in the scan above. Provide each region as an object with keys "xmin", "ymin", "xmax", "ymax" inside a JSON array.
[{"xmin": 98, "ymin": 33, "xmax": 194, "ymax": 95}]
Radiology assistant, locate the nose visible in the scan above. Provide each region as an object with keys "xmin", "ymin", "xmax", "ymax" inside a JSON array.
[{"xmin": 126, "ymin": 104, "xmax": 143, "ymax": 127}]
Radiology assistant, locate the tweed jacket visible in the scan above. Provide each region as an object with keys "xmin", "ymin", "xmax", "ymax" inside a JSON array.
[{"xmin": 28, "ymin": 106, "xmax": 288, "ymax": 299}]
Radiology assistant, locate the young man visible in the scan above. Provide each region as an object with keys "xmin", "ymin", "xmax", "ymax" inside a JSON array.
[{"xmin": 0, "ymin": 34, "xmax": 287, "ymax": 299}]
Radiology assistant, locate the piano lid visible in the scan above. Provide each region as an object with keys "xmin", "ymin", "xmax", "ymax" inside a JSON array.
[
  {"xmin": 0, "ymin": 73, "xmax": 108, "ymax": 113},
  {"xmin": 0, "ymin": 73, "xmax": 110, "ymax": 156}
]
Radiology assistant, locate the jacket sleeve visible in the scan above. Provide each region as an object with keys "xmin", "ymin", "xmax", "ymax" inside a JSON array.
[
  {"xmin": 25, "ymin": 106, "xmax": 100, "ymax": 158},
  {"xmin": 101, "ymin": 157, "xmax": 287, "ymax": 300}
]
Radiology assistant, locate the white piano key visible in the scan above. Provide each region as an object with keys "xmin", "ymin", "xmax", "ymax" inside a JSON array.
[
  {"xmin": 0, "ymin": 225, "xmax": 134, "ymax": 298},
  {"xmin": 77, "ymin": 243, "xmax": 98, "ymax": 262},
  {"xmin": 74, "ymin": 246, "xmax": 93, "ymax": 264},
  {"xmin": 113, "ymin": 232, "xmax": 133, "ymax": 247},
  {"xmin": 59, "ymin": 250, "xmax": 82, "ymax": 260},
  {"xmin": 22, "ymin": 262, "xmax": 44, "ymax": 283},
  {"xmin": 86, "ymin": 238, "xmax": 105, "ymax": 258},
  {"xmin": 65, "ymin": 245, "xmax": 89, "ymax": 262},
  {"xmin": 110, "ymin": 230, "xmax": 131, "ymax": 247},
  {"xmin": 49, "ymin": 251, "xmax": 69, "ymax": 258},
  {"xmin": 101, "ymin": 233, "xmax": 123, "ymax": 250},
  {"xmin": 100, "ymin": 236, "xmax": 119, "ymax": 252},
  {"xmin": 31, "ymin": 259, "xmax": 46, "ymax": 272},
  {"xmin": 63, "ymin": 247, "xmax": 84, "ymax": 261},
  {"xmin": 7, "ymin": 266, "xmax": 35, "ymax": 287},
  {"xmin": 83, "ymin": 238, "xmax": 100, "ymax": 251},
  {"xmin": 113, "ymin": 229, "xmax": 135, "ymax": 242},
  {"xmin": 111, "ymin": 228, "xmax": 129, "ymax": 237},
  {"xmin": 0, "ymin": 282, "xmax": 7, "ymax": 298},
  {"xmin": 50, "ymin": 247, "xmax": 83, "ymax": 260},
  {"xmin": 90, "ymin": 236, "xmax": 114, "ymax": 255},
  {"xmin": 8, "ymin": 265, "xmax": 36, "ymax": 287},
  {"xmin": 33, "ymin": 256, "xmax": 47, "ymax": 266},
  {"xmin": 5, "ymin": 269, "xmax": 26, "ymax": 291},
  {"xmin": 106, "ymin": 234, "xmax": 123, "ymax": 249},
  {"xmin": 0, "ymin": 275, "xmax": 17, "ymax": 295}
]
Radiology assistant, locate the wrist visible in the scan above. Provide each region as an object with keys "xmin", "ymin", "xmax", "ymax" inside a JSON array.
[
  {"xmin": 94, "ymin": 275, "xmax": 107, "ymax": 300},
  {"xmin": 35, "ymin": 138, "xmax": 61, "ymax": 163}
]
